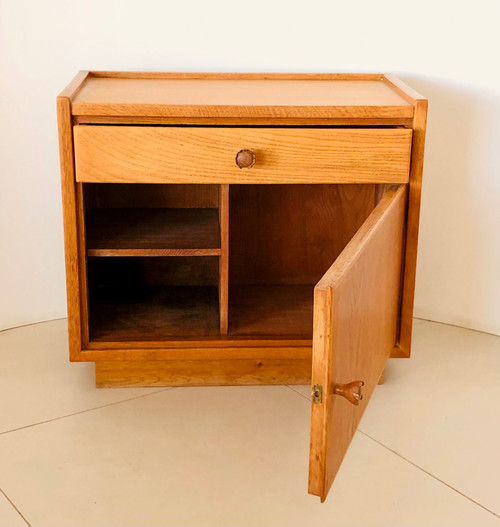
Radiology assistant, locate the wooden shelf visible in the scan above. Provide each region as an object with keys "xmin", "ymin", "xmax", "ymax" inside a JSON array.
[
  {"xmin": 229, "ymin": 285, "xmax": 314, "ymax": 337},
  {"xmin": 90, "ymin": 286, "xmax": 219, "ymax": 341},
  {"xmin": 86, "ymin": 208, "xmax": 221, "ymax": 257}
]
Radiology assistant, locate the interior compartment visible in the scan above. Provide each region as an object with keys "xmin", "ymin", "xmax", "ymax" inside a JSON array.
[
  {"xmin": 83, "ymin": 182, "xmax": 387, "ymax": 341},
  {"xmin": 83, "ymin": 183, "xmax": 225, "ymax": 341},
  {"xmin": 86, "ymin": 208, "xmax": 221, "ymax": 256},
  {"xmin": 228, "ymin": 184, "xmax": 380, "ymax": 337},
  {"xmin": 83, "ymin": 183, "xmax": 221, "ymax": 256},
  {"xmin": 88, "ymin": 257, "xmax": 220, "ymax": 340},
  {"xmin": 84, "ymin": 183, "xmax": 219, "ymax": 209}
]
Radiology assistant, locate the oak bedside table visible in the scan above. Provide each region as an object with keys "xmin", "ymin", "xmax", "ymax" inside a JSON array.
[{"xmin": 57, "ymin": 71, "xmax": 427, "ymax": 501}]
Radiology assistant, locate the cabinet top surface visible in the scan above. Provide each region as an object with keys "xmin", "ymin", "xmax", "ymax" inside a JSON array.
[{"xmin": 63, "ymin": 72, "xmax": 424, "ymax": 121}]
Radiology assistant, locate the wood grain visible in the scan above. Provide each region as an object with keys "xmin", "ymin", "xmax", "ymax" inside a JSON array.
[
  {"xmin": 383, "ymin": 74, "xmax": 426, "ymax": 104},
  {"xmin": 396, "ymin": 99, "xmax": 428, "ymax": 357},
  {"xmin": 89, "ymin": 285, "xmax": 220, "ymax": 340},
  {"xmin": 229, "ymin": 285, "xmax": 314, "ymax": 337},
  {"xmin": 89, "ymin": 72, "xmax": 385, "ymax": 80},
  {"xmin": 85, "ymin": 338, "xmax": 312, "ymax": 349},
  {"xmin": 380, "ymin": 76, "xmax": 428, "ymax": 357},
  {"xmin": 88, "ymin": 248, "xmax": 221, "ymax": 257},
  {"xmin": 73, "ymin": 126, "xmax": 412, "ymax": 184},
  {"xmin": 84, "ymin": 183, "xmax": 218, "ymax": 209},
  {"xmin": 308, "ymin": 185, "xmax": 406, "ymax": 501},
  {"xmin": 219, "ymin": 185, "xmax": 229, "ymax": 334},
  {"xmin": 81, "ymin": 343, "xmax": 312, "ymax": 362},
  {"xmin": 58, "ymin": 72, "xmax": 427, "ymax": 425},
  {"xmin": 229, "ymin": 184, "xmax": 376, "ymax": 285},
  {"xmin": 76, "ymin": 184, "xmax": 89, "ymax": 346},
  {"xmin": 86, "ymin": 208, "xmax": 221, "ymax": 257},
  {"xmin": 70, "ymin": 73, "xmax": 413, "ymax": 119},
  {"xmin": 58, "ymin": 70, "xmax": 89, "ymax": 99},
  {"xmin": 75, "ymin": 116, "xmax": 414, "ymax": 126},
  {"xmin": 57, "ymin": 96, "xmax": 83, "ymax": 359},
  {"xmin": 95, "ymin": 358, "xmax": 311, "ymax": 387}
]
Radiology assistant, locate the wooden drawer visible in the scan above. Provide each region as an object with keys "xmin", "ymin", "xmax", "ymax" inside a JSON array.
[{"xmin": 73, "ymin": 126, "xmax": 412, "ymax": 184}]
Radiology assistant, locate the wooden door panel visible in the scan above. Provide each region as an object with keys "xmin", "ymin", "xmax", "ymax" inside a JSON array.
[{"xmin": 308, "ymin": 185, "xmax": 406, "ymax": 501}]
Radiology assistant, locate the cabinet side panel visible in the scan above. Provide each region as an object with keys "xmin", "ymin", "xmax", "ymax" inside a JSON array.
[
  {"xmin": 396, "ymin": 100, "xmax": 428, "ymax": 356},
  {"xmin": 57, "ymin": 97, "xmax": 83, "ymax": 359}
]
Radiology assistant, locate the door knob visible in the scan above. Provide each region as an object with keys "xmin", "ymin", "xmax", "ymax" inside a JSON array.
[
  {"xmin": 235, "ymin": 149, "xmax": 256, "ymax": 169},
  {"xmin": 333, "ymin": 381, "xmax": 364, "ymax": 405}
]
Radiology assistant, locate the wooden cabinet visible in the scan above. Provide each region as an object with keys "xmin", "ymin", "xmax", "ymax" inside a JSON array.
[{"xmin": 57, "ymin": 72, "xmax": 427, "ymax": 501}]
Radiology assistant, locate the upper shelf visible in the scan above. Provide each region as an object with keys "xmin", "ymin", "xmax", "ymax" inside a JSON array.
[
  {"xmin": 86, "ymin": 208, "xmax": 221, "ymax": 257},
  {"xmin": 61, "ymin": 72, "xmax": 425, "ymax": 123}
]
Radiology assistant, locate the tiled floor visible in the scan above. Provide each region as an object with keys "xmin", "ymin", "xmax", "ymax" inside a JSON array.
[{"xmin": 0, "ymin": 319, "xmax": 499, "ymax": 526}]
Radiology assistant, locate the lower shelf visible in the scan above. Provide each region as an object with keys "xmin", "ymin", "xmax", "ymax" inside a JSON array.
[
  {"xmin": 90, "ymin": 286, "xmax": 220, "ymax": 341},
  {"xmin": 229, "ymin": 285, "xmax": 314, "ymax": 337},
  {"xmin": 89, "ymin": 284, "xmax": 314, "ymax": 342}
]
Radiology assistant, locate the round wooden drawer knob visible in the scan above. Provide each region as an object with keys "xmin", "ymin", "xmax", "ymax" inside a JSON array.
[{"xmin": 235, "ymin": 149, "xmax": 256, "ymax": 169}]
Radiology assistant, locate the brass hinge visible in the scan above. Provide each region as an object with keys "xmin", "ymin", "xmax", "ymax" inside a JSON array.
[{"xmin": 312, "ymin": 385, "xmax": 323, "ymax": 404}]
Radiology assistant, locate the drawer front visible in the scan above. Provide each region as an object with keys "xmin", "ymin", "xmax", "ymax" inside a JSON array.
[{"xmin": 73, "ymin": 126, "xmax": 412, "ymax": 184}]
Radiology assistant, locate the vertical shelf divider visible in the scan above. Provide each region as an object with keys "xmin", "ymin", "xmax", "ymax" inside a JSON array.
[{"xmin": 219, "ymin": 184, "xmax": 230, "ymax": 334}]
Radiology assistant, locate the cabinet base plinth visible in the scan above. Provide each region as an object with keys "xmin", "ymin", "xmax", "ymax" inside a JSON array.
[{"xmin": 95, "ymin": 359, "xmax": 312, "ymax": 388}]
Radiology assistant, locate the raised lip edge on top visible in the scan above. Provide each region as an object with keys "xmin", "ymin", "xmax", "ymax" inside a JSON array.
[{"xmin": 58, "ymin": 71, "xmax": 425, "ymax": 120}]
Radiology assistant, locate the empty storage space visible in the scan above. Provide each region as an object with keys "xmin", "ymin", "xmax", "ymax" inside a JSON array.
[
  {"xmin": 228, "ymin": 184, "xmax": 379, "ymax": 337},
  {"xmin": 83, "ymin": 182, "xmax": 388, "ymax": 341},
  {"xmin": 86, "ymin": 208, "xmax": 221, "ymax": 256},
  {"xmin": 83, "ymin": 183, "xmax": 222, "ymax": 256},
  {"xmin": 83, "ymin": 183, "xmax": 229, "ymax": 340},
  {"xmin": 88, "ymin": 257, "xmax": 220, "ymax": 340}
]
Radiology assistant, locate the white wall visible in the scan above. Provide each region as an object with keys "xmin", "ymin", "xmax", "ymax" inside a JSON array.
[{"xmin": 1, "ymin": 0, "xmax": 499, "ymax": 335}]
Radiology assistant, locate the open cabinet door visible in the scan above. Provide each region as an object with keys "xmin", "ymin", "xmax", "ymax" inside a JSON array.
[{"xmin": 308, "ymin": 185, "xmax": 407, "ymax": 502}]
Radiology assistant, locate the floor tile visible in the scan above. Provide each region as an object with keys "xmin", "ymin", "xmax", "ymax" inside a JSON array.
[
  {"xmin": 358, "ymin": 320, "xmax": 500, "ymax": 515},
  {"xmin": 1, "ymin": 385, "xmax": 498, "ymax": 527},
  {"xmin": 0, "ymin": 491, "xmax": 27, "ymax": 527},
  {"xmin": 0, "ymin": 320, "xmax": 163, "ymax": 433}
]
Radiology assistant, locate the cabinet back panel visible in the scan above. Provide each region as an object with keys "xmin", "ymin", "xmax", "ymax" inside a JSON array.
[
  {"xmin": 88, "ymin": 257, "xmax": 219, "ymax": 288},
  {"xmin": 229, "ymin": 184, "xmax": 376, "ymax": 285},
  {"xmin": 83, "ymin": 183, "xmax": 218, "ymax": 209}
]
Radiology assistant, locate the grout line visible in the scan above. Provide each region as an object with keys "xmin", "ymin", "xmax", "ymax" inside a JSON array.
[
  {"xmin": 2, "ymin": 316, "xmax": 499, "ymax": 339},
  {"xmin": 0, "ymin": 488, "xmax": 31, "ymax": 527},
  {"xmin": 413, "ymin": 316, "xmax": 500, "ymax": 338},
  {"xmin": 0, "ymin": 317, "xmax": 67, "ymax": 334},
  {"xmin": 285, "ymin": 385, "xmax": 500, "ymax": 519},
  {"xmin": 285, "ymin": 384, "xmax": 310, "ymax": 400},
  {"xmin": 0, "ymin": 388, "xmax": 176, "ymax": 436},
  {"xmin": 358, "ymin": 430, "xmax": 500, "ymax": 519}
]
